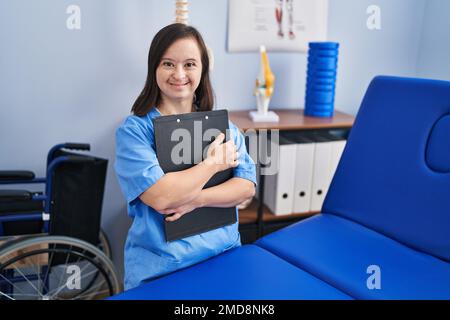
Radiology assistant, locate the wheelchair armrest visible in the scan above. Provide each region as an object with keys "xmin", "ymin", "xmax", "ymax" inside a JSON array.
[
  {"xmin": 0, "ymin": 190, "xmax": 33, "ymax": 202},
  {"xmin": 66, "ymin": 155, "xmax": 96, "ymax": 162},
  {"xmin": 64, "ymin": 143, "xmax": 90, "ymax": 151},
  {"xmin": 0, "ymin": 170, "xmax": 35, "ymax": 181}
]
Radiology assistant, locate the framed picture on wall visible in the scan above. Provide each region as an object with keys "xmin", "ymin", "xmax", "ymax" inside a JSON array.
[{"xmin": 228, "ymin": 0, "xmax": 328, "ymax": 52}]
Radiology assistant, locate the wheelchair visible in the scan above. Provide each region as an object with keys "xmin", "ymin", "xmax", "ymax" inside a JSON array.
[{"xmin": 0, "ymin": 143, "xmax": 122, "ymax": 300}]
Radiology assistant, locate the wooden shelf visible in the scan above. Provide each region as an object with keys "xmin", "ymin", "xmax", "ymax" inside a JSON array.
[
  {"xmin": 229, "ymin": 109, "xmax": 355, "ymax": 131},
  {"xmin": 238, "ymin": 199, "xmax": 319, "ymax": 225},
  {"xmin": 232, "ymin": 109, "xmax": 353, "ymax": 234}
]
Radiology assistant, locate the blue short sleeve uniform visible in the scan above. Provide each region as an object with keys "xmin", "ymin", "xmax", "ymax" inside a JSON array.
[{"xmin": 115, "ymin": 108, "xmax": 257, "ymax": 290}]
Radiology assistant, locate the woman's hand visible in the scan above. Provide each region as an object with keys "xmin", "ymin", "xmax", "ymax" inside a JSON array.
[
  {"xmin": 159, "ymin": 194, "xmax": 204, "ymax": 222},
  {"xmin": 204, "ymin": 133, "xmax": 239, "ymax": 172}
]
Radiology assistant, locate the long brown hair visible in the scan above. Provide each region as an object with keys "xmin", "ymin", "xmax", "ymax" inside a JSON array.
[{"xmin": 131, "ymin": 23, "xmax": 214, "ymax": 116}]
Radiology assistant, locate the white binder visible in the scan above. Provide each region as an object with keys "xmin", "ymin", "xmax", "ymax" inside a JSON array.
[
  {"xmin": 320, "ymin": 131, "xmax": 347, "ymax": 182},
  {"xmin": 277, "ymin": 134, "xmax": 317, "ymax": 214},
  {"xmin": 263, "ymin": 137, "xmax": 297, "ymax": 215},
  {"xmin": 308, "ymin": 134, "xmax": 333, "ymax": 212},
  {"xmin": 330, "ymin": 138, "xmax": 346, "ymax": 180},
  {"xmin": 293, "ymin": 137, "xmax": 315, "ymax": 213},
  {"xmin": 308, "ymin": 132, "xmax": 347, "ymax": 212},
  {"xmin": 258, "ymin": 131, "xmax": 347, "ymax": 215}
]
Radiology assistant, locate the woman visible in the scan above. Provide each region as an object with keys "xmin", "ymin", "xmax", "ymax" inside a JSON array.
[{"xmin": 115, "ymin": 23, "xmax": 257, "ymax": 290}]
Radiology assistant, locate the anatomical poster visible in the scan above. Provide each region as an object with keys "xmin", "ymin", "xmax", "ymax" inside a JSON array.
[{"xmin": 228, "ymin": 0, "xmax": 328, "ymax": 52}]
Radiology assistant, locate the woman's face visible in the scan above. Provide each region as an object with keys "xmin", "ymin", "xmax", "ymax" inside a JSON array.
[{"xmin": 156, "ymin": 37, "xmax": 203, "ymax": 106}]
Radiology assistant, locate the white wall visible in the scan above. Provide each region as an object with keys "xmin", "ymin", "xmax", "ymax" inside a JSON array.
[{"xmin": 416, "ymin": 0, "xmax": 450, "ymax": 81}]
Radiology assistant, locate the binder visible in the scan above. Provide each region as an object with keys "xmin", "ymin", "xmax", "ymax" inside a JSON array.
[
  {"xmin": 291, "ymin": 135, "xmax": 315, "ymax": 213},
  {"xmin": 293, "ymin": 132, "xmax": 347, "ymax": 212},
  {"xmin": 304, "ymin": 133, "xmax": 333, "ymax": 212},
  {"xmin": 153, "ymin": 110, "xmax": 236, "ymax": 242},
  {"xmin": 263, "ymin": 136, "xmax": 297, "ymax": 215},
  {"xmin": 280, "ymin": 132, "xmax": 316, "ymax": 214},
  {"xmin": 326, "ymin": 132, "xmax": 347, "ymax": 180}
]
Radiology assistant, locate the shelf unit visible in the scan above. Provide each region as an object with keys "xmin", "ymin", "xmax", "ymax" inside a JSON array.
[
  {"xmin": 238, "ymin": 199, "xmax": 319, "ymax": 224},
  {"xmin": 229, "ymin": 109, "xmax": 355, "ymax": 242}
]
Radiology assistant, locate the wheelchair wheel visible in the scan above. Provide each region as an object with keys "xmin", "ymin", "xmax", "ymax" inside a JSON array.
[
  {"xmin": 0, "ymin": 235, "xmax": 122, "ymax": 300},
  {"xmin": 98, "ymin": 229, "xmax": 112, "ymax": 259}
]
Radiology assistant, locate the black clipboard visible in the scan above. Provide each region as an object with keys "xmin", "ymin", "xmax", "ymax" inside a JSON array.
[{"xmin": 153, "ymin": 110, "xmax": 236, "ymax": 241}]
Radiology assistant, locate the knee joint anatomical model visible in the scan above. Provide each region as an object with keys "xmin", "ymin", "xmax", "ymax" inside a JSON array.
[{"xmin": 254, "ymin": 45, "xmax": 275, "ymax": 115}]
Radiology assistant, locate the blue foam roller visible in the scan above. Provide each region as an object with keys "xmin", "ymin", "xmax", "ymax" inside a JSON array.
[
  {"xmin": 308, "ymin": 49, "xmax": 339, "ymax": 57},
  {"xmin": 309, "ymin": 42, "xmax": 339, "ymax": 50}
]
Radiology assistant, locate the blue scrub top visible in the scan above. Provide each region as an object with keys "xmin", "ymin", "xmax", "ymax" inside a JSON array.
[{"xmin": 115, "ymin": 107, "xmax": 257, "ymax": 290}]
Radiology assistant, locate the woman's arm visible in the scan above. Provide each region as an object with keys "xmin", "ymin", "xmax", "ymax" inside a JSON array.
[
  {"xmin": 163, "ymin": 177, "xmax": 255, "ymax": 222},
  {"xmin": 199, "ymin": 177, "xmax": 255, "ymax": 208},
  {"xmin": 139, "ymin": 133, "xmax": 238, "ymax": 211},
  {"xmin": 139, "ymin": 159, "xmax": 217, "ymax": 212}
]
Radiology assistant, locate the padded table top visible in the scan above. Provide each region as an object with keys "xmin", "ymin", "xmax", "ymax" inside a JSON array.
[
  {"xmin": 256, "ymin": 214, "xmax": 450, "ymax": 300},
  {"xmin": 110, "ymin": 244, "xmax": 352, "ymax": 300}
]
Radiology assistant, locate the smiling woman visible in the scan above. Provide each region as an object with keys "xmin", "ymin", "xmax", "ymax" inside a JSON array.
[
  {"xmin": 156, "ymin": 38, "xmax": 203, "ymax": 115},
  {"xmin": 114, "ymin": 23, "xmax": 257, "ymax": 290},
  {"xmin": 131, "ymin": 23, "xmax": 214, "ymax": 116}
]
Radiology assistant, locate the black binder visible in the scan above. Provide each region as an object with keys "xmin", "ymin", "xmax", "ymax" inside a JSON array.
[{"xmin": 153, "ymin": 110, "xmax": 236, "ymax": 241}]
